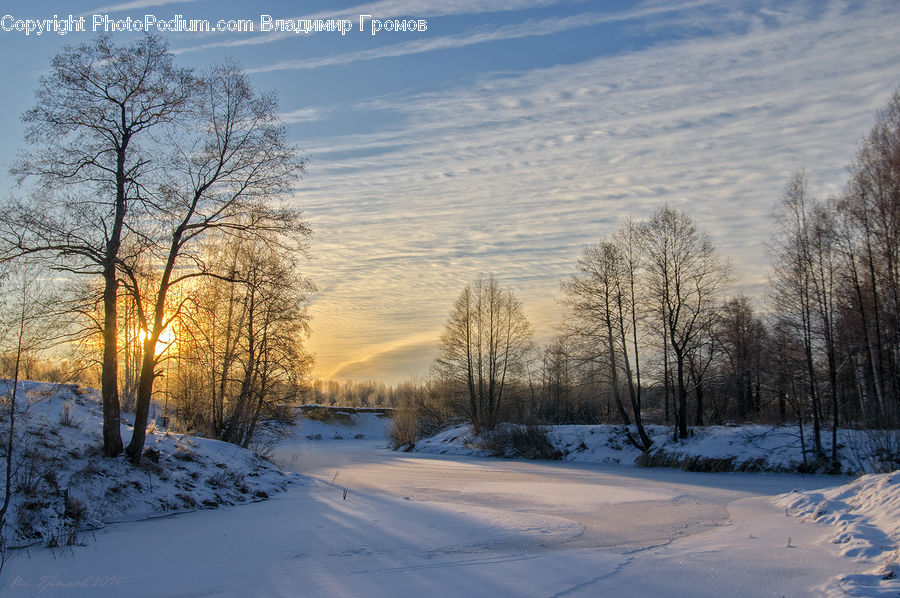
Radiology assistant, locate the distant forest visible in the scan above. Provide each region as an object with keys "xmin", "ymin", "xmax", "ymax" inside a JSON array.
[{"xmin": 383, "ymin": 90, "xmax": 900, "ymax": 472}]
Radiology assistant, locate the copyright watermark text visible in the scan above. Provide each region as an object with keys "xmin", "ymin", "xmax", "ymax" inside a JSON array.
[
  {"xmin": 12, "ymin": 574, "xmax": 124, "ymax": 593},
  {"xmin": 0, "ymin": 14, "xmax": 428, "ymax": 36}
]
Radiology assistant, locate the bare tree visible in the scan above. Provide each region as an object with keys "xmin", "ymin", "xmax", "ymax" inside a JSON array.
[
  {"xmin": 843, "ymin": 90, "xmax": 900, "ymax": 424},
  {"xmin": 435, "ymin": 275, "xmax": 533, "ymax": 434},
  {"xmin": 218, "ymin": 232, "xmax": 314, "ymax": 448},
  {"xmin": 833, "ymin": 195, "xmax": 884, "ymax": 424},
  {"xmin": 538, "ymin": 334, "xmax": 580, "ymax": 424},
  {"xmin": 613, "ymin": 218, "xmax": 652, "ymax": 447},
  {"xmin": 0, "ymin": 261, "xmax": 66, "ymax": 569},
  {"xmin": 770, "ymin": 172, "xmax": 825, "ymax": 459},
  {"xmin": 716, "ymin": 295, "xmax": 767, "ymax": 420},
  {"xmin": 0, "ymin": 271, "xmax": 22, "ymax": 569},
  {"xmin": 123, "ymin": 61, "xmax": 307, "ymax": 462},
  {"xmin": 808, "ymin": 200, "xmax": 841, "ymax": 469},
  {"xmin": 564, "ymin": 236, "xmax": 651, "ymax": 450},
  {"xmin": 3, "ymin": 36, "xmax": 193, "ymax": 457},
  {"xmin": 640, "ymin": 206, "xmax": 730, "ymax": 440}
]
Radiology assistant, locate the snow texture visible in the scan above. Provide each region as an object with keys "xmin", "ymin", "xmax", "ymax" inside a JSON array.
[
  {"xmin": 3, "ymin": 394, "xmax": 899, "ymax": 597},
  {"xmin": 777, "ymin": 472, "xmax": 900, "ymax": 596},
  {"xmin": 2, "ymin": 433, "xmax": 857, "ymax": 597},
  {"xmin": 0, "ymin": 380, "xmax": 292, "ymax": 548}
]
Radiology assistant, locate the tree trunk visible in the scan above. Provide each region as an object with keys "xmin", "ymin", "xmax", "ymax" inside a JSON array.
[
  {"xmin": 605, "ymin": 310, "xmax": 634, "ymax": 436},
  {"xmin": 126, "ymin": 339, "xmax": 158, "ymax": 462},
  {"xmin": 675, "ymin": 346, "xmax": 688, "ymax": 440},
  {"xmin": 100, "ymin": 141, "xmax": 131, "ymax": 458},
  {"xmin": 101, "ymin": 272, "xmax": 124, "ymax": 457}
]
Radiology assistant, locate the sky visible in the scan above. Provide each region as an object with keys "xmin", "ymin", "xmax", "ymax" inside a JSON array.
[{"xmin": 0, "ymin": 0, "xmax": 898, "ymax": 384}]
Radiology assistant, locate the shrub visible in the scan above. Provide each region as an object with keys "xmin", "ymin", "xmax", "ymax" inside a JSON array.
[
  {"xmin": 64, "ymin": 492, "xmax": 86, "ymax": 526},
  {"xmin": 843, "ymin": 430, "xmax": 900, "ymax": 474},
  {"xmin": 300, "ymin": 406, "xmax": 354, "ymax": 425},
  {"xmin": 206, "ymin": 468, "xmax": 244, "ymax": 490},
  {"xmin": 59, "ymin": 401, "xmax": 78, "ymax": 427},
  {"xmin": 174, "ymin": 447, "xmax": 197, "ymax": 462},
  {"xmin": 175, "ymin": 493, "xmax": 197, "ymax": 508},
  {"xmin": 389, "ymin": 409, "xmax": 419, "ymax": 449},
  {"xmin": 388, "ymin": 380, "xmax": 460, "ymax": 449},
  {"xmin": 475, "ymin": 425, "xmax": 562, "ymax": 460}
]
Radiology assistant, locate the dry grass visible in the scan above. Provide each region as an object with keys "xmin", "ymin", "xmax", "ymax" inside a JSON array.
[{"xmin": 475, "ymin": 425, "xmax": 562, "ymax": 460}]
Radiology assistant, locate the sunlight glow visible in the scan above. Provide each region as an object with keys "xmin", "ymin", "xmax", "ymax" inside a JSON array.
[{"xmin": 142, "ymin": 325, "xmax": 177, "ymax": 357}]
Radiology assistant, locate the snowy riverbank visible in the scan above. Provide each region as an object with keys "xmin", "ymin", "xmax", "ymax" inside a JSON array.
[
  {"xmin": 412, "ymin": 422, "xmax": 900, "ymax": 474},
  {"xmin": 0, "ymin": 381, "xmax": 294, "ymax": 549}
]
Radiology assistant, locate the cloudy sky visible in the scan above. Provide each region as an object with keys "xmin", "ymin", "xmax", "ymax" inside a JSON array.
[{"xmin": 0, "ymin": 0, "xmax": 898, "ymax": 383}]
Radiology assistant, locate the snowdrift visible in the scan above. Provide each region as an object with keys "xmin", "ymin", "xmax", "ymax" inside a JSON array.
[
  {"xmin": 777, "ymin": 472, "xmax": 900, "ymax": 595},
  {"xmin": 0, "ymin": 381, "xmax": 294, "ymax": 548}
]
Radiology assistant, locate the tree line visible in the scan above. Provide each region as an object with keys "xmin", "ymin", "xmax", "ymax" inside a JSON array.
[{"xmin": 398, "ymin": 90, "xmax": 900, "ymax": 471}]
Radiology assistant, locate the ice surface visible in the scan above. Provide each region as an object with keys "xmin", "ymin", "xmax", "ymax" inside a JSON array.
[
  {"xmin": 2, "ymin": 430, "xmax": 859, "ymax": 597},
  {"xmin": 2, "ymin": 397, "xmax": 892, "ymax": 597}
]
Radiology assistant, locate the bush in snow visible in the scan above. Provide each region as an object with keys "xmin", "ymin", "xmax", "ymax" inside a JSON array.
[{"xmin": 474, "ymin": 424, "xmax": 562, "ymax": 460}]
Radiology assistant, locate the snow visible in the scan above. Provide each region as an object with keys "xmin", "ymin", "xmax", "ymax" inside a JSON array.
[
  {"xmin": 1, "ymin": 436, "xmax": 856, "ymax": 597},
  {"xmin": 3, "ymin": 397, "xmax": 898, "ymax": 596},
  {"xmin": 289, "ymin": 406, "xmax": 392, "ymax": 442},
  {"xmin": 415, "ymin": 423, "xmax": 900, "ymax": 474},
  {"xmin": 776, "ymin": 472, "xmax": 900, "ymax": 595},
  {"xmin": 0, "ymin": 380, "xmax": 292, "ymax": 548}
]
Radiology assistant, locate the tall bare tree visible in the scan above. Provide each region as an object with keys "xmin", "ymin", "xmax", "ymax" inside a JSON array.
[
  {"xmin": 123, "ymin": 61, "xmax": 307, "ymax": 462},
  {"xmin": 833, "ymin": 195, "xmax": 884, "ymax": 423},
  {"xmin": 3, "ymin": 36, "xmax": 193, "ymax": 457},
  {"xmin": 564, "ymin": 235, "xmax": 652, "ymax": 450},
  {"xmin": 808, "ymin": 200, "xmax": 841, "ymax": 469},
  {"xmin": 218, "ymin": 232, "xmax": 314, "ymax": 448},
  {"xmin": 435, "ymin": 275, "xmax": 533, "ymax": 434},
  {"xmin": 844, "ymin": 90, "xmax": 900, "ymax": 423},
  {"xmin": 640, "ymin": 206, "xmax": 730, "ymax": 440},
  {"xmin": 770, "ymin": 172, "xmax": 825, "ymax": 459}
]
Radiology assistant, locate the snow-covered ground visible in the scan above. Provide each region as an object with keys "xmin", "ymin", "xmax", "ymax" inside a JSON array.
[
  {"xmin": 3, "ymin": 397, "xmax": 899, "ymax": 596},
  {"xmin": 0, "ymin": 381, "xmax": 291, "ymax": 549},
  {"xmin": 415, "ymin": 422, "xmax": 900, "ymax": 474},
  {"xmin": 777, "ymin": 472, "xmax": 900, "ymax": 596},
  {"xmin": 289, "ymin": 405, "xmax": 392, "ymax": 442}
]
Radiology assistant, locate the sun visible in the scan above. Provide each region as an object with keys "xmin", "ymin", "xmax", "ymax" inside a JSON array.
[
  {"xmin": 157, "ymin": 326, "xmax": 177, "ymax": 350},
  {"xmin": 141, "ymin": 325, "xmax": 178, "ymax": 356}
]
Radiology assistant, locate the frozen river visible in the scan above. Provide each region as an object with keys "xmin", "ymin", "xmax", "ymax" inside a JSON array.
[
  {"xmin": 270, "ymin": 439, "xmax": 850, "ymax": 597},
  {"xmin": 276, "ymin": 439, "xmax": 836, "ymax": 552},
  {"xmin": 5, "ymin": 439, "xmax": 852, "ymax": 597}
]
